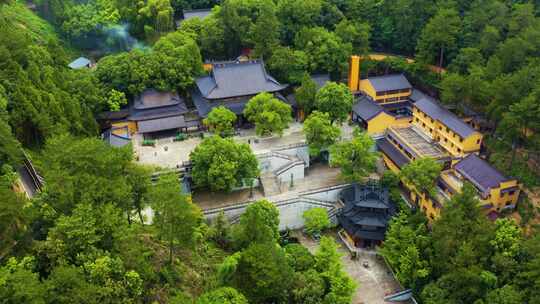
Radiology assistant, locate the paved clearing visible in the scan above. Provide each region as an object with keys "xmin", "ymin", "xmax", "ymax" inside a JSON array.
[
  {"xmin": 297, "ymin": 232, "xmax": 413, "ymax": 304},
  {"xmin": 134, "ymin": 123, "xmax": 355, "ymax": 169}
]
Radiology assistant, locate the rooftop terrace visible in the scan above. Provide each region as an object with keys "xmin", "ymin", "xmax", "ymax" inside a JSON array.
[{"xmin": 387, "ymin": 126, "xmax": 448, "ymax": 160}]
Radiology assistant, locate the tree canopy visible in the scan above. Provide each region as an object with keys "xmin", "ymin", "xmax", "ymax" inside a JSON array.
[
  {"xmin": 315, "ymin": 82, "xmax": 354, "ymax": 124},
  {"xmin": 190, "ymin": 136, "xmax": 259, "ymax": 192},
  {"xmin": 330, "ymin": 129, "xmax": 378, "ymax": 182},
  {"xmin": 243, "ymin": 92, "xmax": 292, "ymax": 136},
  {"xmin": 303, "ymin": 111, "xmax": 341, "ymax": 156}
]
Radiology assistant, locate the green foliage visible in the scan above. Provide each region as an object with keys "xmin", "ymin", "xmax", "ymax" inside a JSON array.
[
  {"xmin": 151, "ymin": 173, "xmax": 203, "ymax": 263},
  {"xmin": 291, "ymin": 269, "xmax": 325, "ymax": 303},
  {"xmin": 294, "ymin": 73, "xmax": 318, "ymax": 115},
  {"xmin": 232, "ymin": 200, "xmax": 280, "ymax": 248},
  {"xmin": 267, "ymin": 46, "xmax": 308, "ymax": 84},
  {"xmin": 190, "ymin": 136, "xmax": 259, "ymax": 192},
  {"xmin": 106, "ymin": 89, "xmax": 128, "ymax": 111},
  {"xmin": 40, "ymin": 135, "xmax": 133, "ymax": 215},
  {"xmin": 243, "ymin": 92, "xmax": 292, "ymax": 136},
  {"xmin": 231, "ymin": 242, "xmax": 294, "ymax": 303},
  {"xmin": 329, "ymin": 129, "xmax": 378, "ymax": 182},
  {"xmin": 303, "ymin": 111, "xmax": 341, "ymax": 156},
  {"xmin": 203, "ymin": 106, "xmax": 237, "ymax": 137},
  {"xmin": 335, "ymin": 19, "xmax": 370, "ymax": 55},
  {"xmin": 96, "ymin": 31, "xmax": 202, "ymax": 96},
  {"xmin": 302, "ymin": 207, "xmax": 330, "ymax": 236},
  {"xmin": 294, "ymin": 27, "xmax": 352, "ymax": 78},
  {"xmin": 400, "ymin": 158, "xmax": 442, "ymax": 197},
  {"xmin": 196, "ymin": 287, "xmax": 248, "ymax": 304},
  {"xmin": 416, "ymin": 8, "xmax": 461, "ymax": 67},
  {"xmin": 0, "ymin": 257, "xmax": 46, "ymax": 304},
  {"xmin": 314, "ymin": 236, "xmax": 357, "ymax": 304},
  {"xmin": 284, "ymin": 243, "xmax": 315, "ymax": 272},
  {"xmin": 315, "ymin": 82, "xmax": 353, "ymax": 123}
]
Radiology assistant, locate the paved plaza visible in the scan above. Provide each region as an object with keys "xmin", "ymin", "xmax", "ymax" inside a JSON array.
[
  {"xmin": 297, "ymin": 232, "xmax": 414, "ymax": 304},
  {"xmin": 133, "ymin": 122, "xmax": 355, "ymax": 169}
]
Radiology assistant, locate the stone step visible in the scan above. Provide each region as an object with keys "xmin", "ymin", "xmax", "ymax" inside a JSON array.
[{"xmin": 260, "ymin": 173, "xmax": 281, "ymax": 196}]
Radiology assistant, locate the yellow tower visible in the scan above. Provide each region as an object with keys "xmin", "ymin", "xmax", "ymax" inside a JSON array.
[{"xmin": 348, "ymin": 55, "xmax": 360, "ymax": 92}]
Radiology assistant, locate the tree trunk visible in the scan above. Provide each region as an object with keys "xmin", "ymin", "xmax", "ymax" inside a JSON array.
[
  {"xmin": 137, "ymin": 208, "xmax": 144, "ymax": 225},
  {"xmin": 438, "ymin": 47, "xmax": 444, "ymax": 77},
  {"xmin": 127, "ymin": 213, "xmax": 132, "ymax": 226}
]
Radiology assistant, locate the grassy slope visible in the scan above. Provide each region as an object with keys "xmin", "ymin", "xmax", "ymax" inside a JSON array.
[{"xmin": 1, "ymin": 1, "xmax": 58, "ymax": 43}]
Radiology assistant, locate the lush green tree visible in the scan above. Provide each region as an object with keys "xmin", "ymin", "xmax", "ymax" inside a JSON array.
[
  {"xmin": 329, "ymin": 129, "xmax": 378, "ymax": 182},
  {"xmin": 315, "ymin": 82, "xmax": 353, "ymax": 123},
  {"xmin": 232, "ymin": 242, "xmax": 293, "ymax": 303},
  {"xmin": 44, "ymin": 265, "xmax": 97, "ymax": 304},
  {"xmin": 125, "ymin": 164, "xmax": 152, "ymax": 224},
  {"xmin": 295, "ymin": 73, "xmax": 318, "ymax": 115},
  {"xmin": 400, "ymin": 158, "xmax": 442, "ymax": 197},
  {"xmin": 0, "ymin": 257, "xmax": 46, "ymax": 304},
  {"xmin": 96, "ymin": 31, "xmax": 202, "ymax": 96},
  {"xmin": 302, "ymin": 207, "xmax": 330, "ymax": 236},
  {"xmin": 490, "ymin": 218, "xmax": 521, "ymax": 258},
  {"xmin": 196, "ymin": 287, "xmax": 247, "ymax": 304},
  {"xmin": 0, "ymin": 187, "xmax": 30, "ymax": 258},
  {"xmin": 137, "ymin": 0, "xmax": 174, "ymax": 37},
  {"xmin": 151, "ymin": 173, "xmax": 203, "ymax": 264},
  {"xmin": 485, "ymin": 285, "xmax": 522, "ymax": 304},
  {"xmin": 41, "ymin": 135, "xmax": 133, "ymax": 215},
  {"xmin": 416, "ymin": 8, "xmax": 461, "ymax": 68},
  {"xmin": 267, "ymin": 46, "xmax": 308, "ymax": 84},
  {"xmin": 203, "ymin": 106, "xmax": 237, "ymax": 137},
  {"xmin": 190, "ymin": 136, "xmax": 259, "ymax": 192},
  {"xmin": 294, "ymin": 27, "xmax": 352, "ymax": 78},
  {"xmin": 291, "ymin": 269, "xmax": 325, "ymax": 304},
  {"xmin": 106, "ymin": 89, "xmax": 128, "ymax": 112},
  {"xmin": 232, "ymin": 200, "xmax": 280, "ymax": 248},
  {"xmin": 448, "ymin": 47, "xmax": 485, "ymax": 74},
  {"xmin": 304, "ymin": 111, "xmax": 341, "ymax": 156},
  {"xmin": 284, "ymin": 243, "xmax": 315, "ymax": 272},
  {"xmin": 314, "ymin": 236, "xmax": 356, "ymax": 304},
  {"xmin": 243, "ymin": 92, "xmax": 292, "ymax": 136},
  {"xmin": 249, "ymin": 2, "xmax": 280, "ymax": 59},
  {"xmin": 335, "ymin": 19, "xmax": 370, "ymax": 55},
  {"xmin": 380, "ymin": 211, "xmax": 431, "ymax": 289},
  {"xmin": 276, "ymin": 0, "xmax": 322, "ymax": 44}
]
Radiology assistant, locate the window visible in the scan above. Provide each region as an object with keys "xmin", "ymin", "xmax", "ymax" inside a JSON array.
[
  {"xmin": 446, "ymin": 127, "xmax": 450, "ymax": 133},
  {"xmin": 422, "ymin": 123, "xmax": 426, "ymax": 127},
  {"xmin": 476, "ymin": 139, "xmax": 481, "ymax": 144},
  {"xmin": 509, "ymin": 190, "xmax": 515, "ymax": 196},
  {"xmin": 460, "ymin": 137, "xmax": 463, "ymax": 143},
  {"xmin": 457, "ymin": 148, "xmax": 462, "ymax": 153},
  {"xmin": 431, "ymin": 118, "xmax": 434, "ymax": 123},
  {"xmin": 506, "ymin": 201, "xmax": 512, "ymax": 206}
]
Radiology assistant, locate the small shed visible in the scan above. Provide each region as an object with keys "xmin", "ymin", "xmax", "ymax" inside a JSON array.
[{"xmin": 68, "ymin": 57, "xmax": 92, "ymax": 69}]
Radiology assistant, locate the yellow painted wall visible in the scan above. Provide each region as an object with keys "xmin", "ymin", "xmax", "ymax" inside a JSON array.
[
  {"xmin": 382, "ymin": 154, "xmax": 401, "ymax": 174},
  {"xmin": 412, "ymin": 106, "xmax": 482, "ymax": 157},
  {"xmin": 489, "ymin": 180, "xmax": 520, "ymax": 210},
  {"xmin": 112, "ymin": 121, "xmax": 138, "ymax": 134},
  {"xmin": 349, "ymin": 56, "xmax": 360, "ymax": 92},
  {"xmin": 366, "ymin": 112, "xmax": 396, "ymax": 134},
  {"xmin": 359, "ymin": 79, "xmax": 411, "ymax": 103}
]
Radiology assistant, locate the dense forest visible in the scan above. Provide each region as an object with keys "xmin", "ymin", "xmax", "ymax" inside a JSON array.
[{"xmin": 1, "ymin": 0, "xmax": 540, "ymax": 303}]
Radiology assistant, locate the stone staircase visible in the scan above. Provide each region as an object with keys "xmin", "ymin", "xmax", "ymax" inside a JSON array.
[{"xmin": 260, "ymin": 172, "xmax": 281, "ymax": 196}]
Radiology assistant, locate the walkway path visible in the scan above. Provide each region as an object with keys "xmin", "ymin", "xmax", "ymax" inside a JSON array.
[{"xmin": 297, "ymin": 232, "xmax": 413, "ymax": 304}]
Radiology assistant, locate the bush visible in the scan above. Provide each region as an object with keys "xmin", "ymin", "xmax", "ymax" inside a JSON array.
[{"xmin": 303, "ymin": 208, "xmax": 330, "ymax": 237}]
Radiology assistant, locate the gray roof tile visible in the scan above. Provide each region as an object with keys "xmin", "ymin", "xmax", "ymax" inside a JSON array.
[
  {"xmin": 196, "ymin": 60, "xmax": 287, "ymax": 99},
  {"xmin": 368, "ymin": 74, "xmax": 411, "ymax": 92},
  {"xmin": 414, "ymin": 96, "xmax": 477, "ymax": 138},
  {"xmin": 137, "ymin": 116, "xmax": 186, "ymax": 133},
  {"xmin": 352, "ymin": 95, "xmax": 384, "ymax": 121},
  {"xmin": 454, "ymin": 154, "xmax": 510, "ymax": 194},
  {"xmin": 376, "ymin": 138, "xmax": 410, "ymax": 168}
]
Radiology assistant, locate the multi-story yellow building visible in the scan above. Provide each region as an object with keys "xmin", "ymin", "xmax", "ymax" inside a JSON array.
[
  {"xmin": 359, "ymin": 74, "xmax": 412, "ymax": 104},
  {"xmin": 374, "ymin": 87, "xmax": 520, "ymax": 220},
  {"xmin": 410, "ymin": 92, "xmax": 483, "ymax": 157}
]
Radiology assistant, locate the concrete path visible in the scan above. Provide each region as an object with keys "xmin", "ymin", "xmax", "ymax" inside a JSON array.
[{"xmin": 297, "ymin": 233, "xmax": 412, "ymax": 304}]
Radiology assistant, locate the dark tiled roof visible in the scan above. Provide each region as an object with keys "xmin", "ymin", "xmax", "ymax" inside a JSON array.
[
  {"xmin": 368, "ymin": 74, "xmax": 411, "ymax": 92},
  {"xmin": 68, "ymin": 57, "xmax": 91, "ymax": 69},
  {"xmin": 97, "ymin": 109, "xmax": 130, "ymax": 121},
  {"xmin": 352, "ymin": 95, "xmax": 383, "ymax": 121},
  {"xmin": 454, "ymin": 154, "xmax": 510, "ymax": 194},
  {"xmin": 193, "ymin": 90, "xmax": 291, "ymax": 118},
  {"xmin": 134, "ymin": 90, "xmax": 183, "ymax": 110},
  {"xmin": 311, "ymin": 74, "xmax": 330, "ymax": 89},
  {"xmin": 182, "ymin": 9, "xmax": 212, "ymax": 20},
  {"xmin": 376, "ymin": 138, "xmax": 410, "ymax": 168},
  {"xmin": 381, "ymin": 101, "xmax": 412, "ymax": 111},
  {"xmin": 196, "ymin": 60, "xmax": 287, "ymax": 100},
  {"xmin": 137, "ymin": 116, "xmax": 186, "ymax": 133},
  {"xmin": 414, "ymin": 96, "xmax": 477, "ymax": 138}
]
